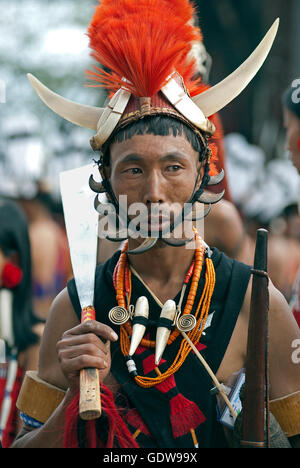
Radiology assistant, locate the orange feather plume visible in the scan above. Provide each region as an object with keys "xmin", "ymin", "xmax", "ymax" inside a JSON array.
[{"xmin": 86, "ymin": 0, "xmax": 202, "ymax": 97}]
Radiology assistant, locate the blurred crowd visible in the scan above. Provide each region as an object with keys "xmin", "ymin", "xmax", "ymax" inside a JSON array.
[{"xmin": 1, "ymin": 78, "xmax": 300, "ymax": 445}]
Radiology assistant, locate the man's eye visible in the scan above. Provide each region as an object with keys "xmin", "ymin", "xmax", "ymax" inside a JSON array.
[
  {"xmin": 126, "ymin": 168, "xmax": 142, "ymax": 174},
  {"xmin": 167, "ymin": 165, "xmax": 181, "ymax": 172}
]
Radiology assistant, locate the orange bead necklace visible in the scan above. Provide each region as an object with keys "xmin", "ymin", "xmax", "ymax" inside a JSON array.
[{"xmin": 112, "ymin": 231, "xmax": 216, "ymax": 387}]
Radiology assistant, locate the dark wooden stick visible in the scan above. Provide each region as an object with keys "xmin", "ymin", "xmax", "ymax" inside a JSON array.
[{"xmin": 240, "ymin": 228, "xmax": 270, "ymax": 448}]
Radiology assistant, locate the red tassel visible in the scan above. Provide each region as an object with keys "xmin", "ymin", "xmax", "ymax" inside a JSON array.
[
  {"xmin": 1, "ymin": 366, "xmax": 23, "ymax": 448},
  {"xmin": 64, "ymin": 393, "xmax": 81, "ymax": 448},
  {"xmin": 63, "ymin": 385, "xmax": 139, "ymax": 448},
  {"xmin": 155, "ymin": 374, "xmax": 206, "ymax": 438},
  {"xmin": 141, "ymin": 353, "xmax": 206, "ymax": 439},
  {"xmin": 169, "ymin": 392, "xmax": 206, "ymax": 438},
  {"xmin": 2, "ymin": 263, "xmax": 23, "ymax": 289}
]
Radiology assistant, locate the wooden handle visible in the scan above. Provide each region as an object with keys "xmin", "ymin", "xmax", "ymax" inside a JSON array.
[
  {"xmin": 241, "ymin": 228, "xmax": 269, "ymax": 447},
  {"xmin": 79, "ymin": 367, "xmax": 101, "ymax": 420},
  {"xmin": 79, "ymin": 306, "xmax": 101, "ymax": 420}
]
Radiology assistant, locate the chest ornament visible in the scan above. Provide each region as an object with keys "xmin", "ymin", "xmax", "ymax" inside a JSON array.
[{"xmin": 109, "ymin": 230, "xmax": 216, "ymax": 388}]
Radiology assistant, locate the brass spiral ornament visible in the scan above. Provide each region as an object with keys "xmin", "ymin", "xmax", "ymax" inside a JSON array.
[
  {"xmin": 108, "ymin": 306, "xmax": 130, "ymax": 325},
  {"xmin": 176, "ymin": 314, "xmax": 197, "ymax": 332}
]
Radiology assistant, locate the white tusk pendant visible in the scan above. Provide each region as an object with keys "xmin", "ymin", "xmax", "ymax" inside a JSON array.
[
  {"xmin": 129, "ymin": 296, "xmax": 149, "ymax": 356},
  {"xmin": 155, "ymin": 300, "xmax": 176, "ymax": 365}
]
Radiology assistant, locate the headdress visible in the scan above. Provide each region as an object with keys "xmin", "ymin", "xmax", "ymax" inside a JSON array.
[{"xmin": 27, "ymin": 0, "xmax": 279, "ymax": 252}]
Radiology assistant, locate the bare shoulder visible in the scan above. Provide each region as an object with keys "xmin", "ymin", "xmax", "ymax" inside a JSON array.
[
  {"xmin": 240, "ymin": 276, "xmax": 300, "ymax": 335},
  {"xmin": 205, "ymin": 200, "xmax": 241, "ymax": 244},
  {"xmin": 267, "ymin": 281, "xmax": 300, "ymax": 398},
  {"xmin": 240, "ymin": 278, "xmax": 300, "ymax": 398},
  {"xmin": 217, "ymin": 275, "xmax": 300, "ymax": 394},
  {"xmin": 38, "ymin": 287, "xmax": 80, "ymax": 390},
  {"xmin": 205, "ymin": 199, "xmax": 253, "ymax": 262},
  {"xmin": 207, "ymin": 199, "xmax": 241, "ymax": 230}
]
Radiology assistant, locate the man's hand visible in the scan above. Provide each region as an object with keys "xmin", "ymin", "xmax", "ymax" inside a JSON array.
[
  {"xmin": 12, "ymin": 290, "xmax": 120, "ymax": 448},
  {"xmin": 56, "ymin": 320, "xmax": 118, "ymax": 391}
]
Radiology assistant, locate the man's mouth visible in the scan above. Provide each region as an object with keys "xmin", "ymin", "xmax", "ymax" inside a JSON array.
[{"xmin": 141, "ymin": 215, "xmax": 172, "ymax": 236}]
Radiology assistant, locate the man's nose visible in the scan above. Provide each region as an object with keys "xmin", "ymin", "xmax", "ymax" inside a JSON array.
[{"xmin": 143, "ymin": 170, "xmax": 164, "ymax": 204}]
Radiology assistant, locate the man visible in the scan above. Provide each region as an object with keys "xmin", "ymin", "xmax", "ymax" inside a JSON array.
[{"xmin": 12, "ymin": 1, "xmax": 300, "ymax": 448}]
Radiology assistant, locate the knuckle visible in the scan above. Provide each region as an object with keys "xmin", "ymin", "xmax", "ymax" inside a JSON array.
[
  {"xmin": 78, "ymin": 354, "xmax": 96, "ymax": 368},
  {"xmin": 85, "ymin": 333, "xmax": 98, "ymax": 344},
  {"xmin": 78, "ymin": 355, "xmax": 88, "ymax": 367},
  {"xmin": 100, "ymin": 359, "xmax": 109, "ymax": 370},
  {"xmin": 56, "ymin": 339, "xmax": 64, "ymax": 353},
  {"xmin": 57, "ymin": 348, "xmax": 67, "ymax": 361},
  {"xmin": 82, "ymin": 321, "xmax": 94, "ymax": 333},
  {"xmin": 84, "ymin": 343, "xmax": 97, "ymax": 355}
]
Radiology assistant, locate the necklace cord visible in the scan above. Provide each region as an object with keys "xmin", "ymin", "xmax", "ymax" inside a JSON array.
[{"xmin": 113, "ymin": 231, "xmax": 216, "ymax": 387}]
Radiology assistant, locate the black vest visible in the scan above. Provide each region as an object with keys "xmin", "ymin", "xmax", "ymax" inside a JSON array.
[{"xmin": 67, "ymin": 248, "xmax": 251, "ymax": 448}]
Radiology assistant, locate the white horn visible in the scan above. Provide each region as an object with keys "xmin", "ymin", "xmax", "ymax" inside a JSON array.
[
  {"xmin": 129, "ymin": 296, "xmax": 149, "ymax": 356},
  {"xmin": 27, "ymin": 73, "xmax": 104, "ymax": 130},
  {"xmin": 192, "ymin": 18, "xmax": 279, "ymax": 117},
  {"xmin": 155, "ymin": 300, "xmax": 176, "ymax": 365}
]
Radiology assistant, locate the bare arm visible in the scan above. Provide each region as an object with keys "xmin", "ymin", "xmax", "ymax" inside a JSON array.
[
  {"xmin": 221, "ymin": 277, "xmax": 300, "ymax": 397},
  {"xmin": 269, "ymin": 284, "xmax": 299, "ymax": 387},
  {"xmin": 217, "ymin": 276, "xmax": 300, "ymax": 447},
  {"xmin": 12, "ymin": 288, "xmax": 118, "ymax": 448},
  {"xmin": 268, "ymin": 282, "xmax": 300, "ymax": 447}
]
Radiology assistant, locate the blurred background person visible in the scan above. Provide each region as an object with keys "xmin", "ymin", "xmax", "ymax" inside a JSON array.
[
  {"xmin": 189, "ymin": 37, "xmax": 256, "ymax": 265},
  {"xmin": 0, "ymin": 198, "xmax": 44, "ymax": 447},
  {"xmin": 225, "ymin": 132, "xmax": 300, "ymax": 302},
  {"xmin": 282, "ymin": 79, "xmax": 300, "ymax": 326},
  {"xmin": 0, "ymin": 113, "xmax": 72, "ymax": 320}
]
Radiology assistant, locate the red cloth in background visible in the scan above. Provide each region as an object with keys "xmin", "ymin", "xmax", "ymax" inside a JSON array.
[{"xmin": 0, "ymin": 364, "xmax": 23, "ymax": 448}]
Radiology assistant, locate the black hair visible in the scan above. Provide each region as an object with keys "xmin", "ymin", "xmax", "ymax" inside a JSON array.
[
  {"xmin": 101, "ymin": 115, "xmax": 208, "ymax": 166},
  {"xmin": 0, "ymin": 198, "xmax": 42, "ymax": 352},
  {"xmin": 282, "ymin": 203, "xmax": 299, "ymax": 219},
  {"xmin": 282, "ymin": 81, "xmax": 300, "ymax": 120}
]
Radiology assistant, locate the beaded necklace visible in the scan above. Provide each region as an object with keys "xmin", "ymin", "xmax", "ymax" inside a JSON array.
[{"xmin": 112, "ymin": 231, "xmax": 216, "ymax": 387}]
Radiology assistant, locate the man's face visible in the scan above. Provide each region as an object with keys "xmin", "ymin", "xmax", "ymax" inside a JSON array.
[
  {"xmin": 108, "ymin": 133, "xmax": 202, "ymax": 235},
  {"xmin": 284, "ymin": 108, "xmax": 300, "ymax": 173}
]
